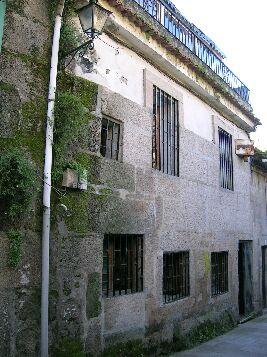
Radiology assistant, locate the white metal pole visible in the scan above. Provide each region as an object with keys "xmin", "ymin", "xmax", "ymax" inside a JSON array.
[{"xmin": 41, "ymin": 1, "xmax": 65, "ymax": 356}]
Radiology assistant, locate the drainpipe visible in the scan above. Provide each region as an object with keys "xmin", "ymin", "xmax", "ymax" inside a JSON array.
[{"xmin": 41, "ymin": 1, "xmax": 65, "ymax": 356}]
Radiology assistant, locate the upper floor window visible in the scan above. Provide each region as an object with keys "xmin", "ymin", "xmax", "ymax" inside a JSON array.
[
  {"xmin": 211, "ymin": 251, "xmax": 228, "ymax": 296},
  {"xmin": 102, "ymin": 234, "xmax": 143, "ymax": 297},
  {"xmin": 153, "ymin": 85, "xmax": 179, "ymax": 176},
  {"xmin": 0, "ymin": 0, "xmax": 6, "ymax": 52},
  {"xmin": 163, "ymin": 251, "xmax": 190, "ymax": 303},
  {"xmin": 218, "ymin": 127, "xmax": 233, "ymax": 190},
  {"xmin": 100, "ymin": 117, "xmax": 120, "ymax": 160}
]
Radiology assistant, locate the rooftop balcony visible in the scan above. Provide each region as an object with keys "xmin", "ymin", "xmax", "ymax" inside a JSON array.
[{"xmin": 133, "ymin": 0, "xmax": 250, "ymax": 103}]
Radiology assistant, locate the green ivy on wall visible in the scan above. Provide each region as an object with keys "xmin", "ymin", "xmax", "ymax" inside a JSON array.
[
  {"xmin": 53, "ymin": 90, "xmax": 89, "ymax": 183},
  {"xmin": 0, "ymin": 149, "xmax": 36, "ymax": 221},
  {"xmin": 7, "ymin": 229, "xmax": 24, "ymax": 268}
]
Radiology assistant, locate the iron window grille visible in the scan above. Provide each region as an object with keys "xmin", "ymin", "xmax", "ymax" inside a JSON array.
[
  {"xmin": 102, "ymin": 234, "xmax": 143, "ymax": 297},
  {"xmin": 218, "ymin": 127, "xmax": 233, "ymax": 190},
  {"xmin": 100, "ymin": 117, "xmax": 120, "ymax": 160},
  {"xmin": 153, "ymin": 85, "xmax": 179, "ymax": 176},
  {"xmin": 211, "ymin": 251, "xmax": 228, "ymax": 296},
  {"xmin": 163, "ymin": 251, "xmax": 190, "ymax": 303}
]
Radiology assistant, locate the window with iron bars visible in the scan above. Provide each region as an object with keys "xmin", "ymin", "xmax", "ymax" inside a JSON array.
[
  {"xmin": 218, "ymin": 127, "xmax": 233, "ymax": 190},
  {"xmin": 163, "ymin": 251, "xmax": 190, "ymax": 303},
  {"xmin": 102, "ymin": 234, "xmax": 143, "ymax": 297},
  {"xmin": 211, "ymin": 251, "xmax": 228, "ymax": 296},
  {"xmin": 100, "ymin": 117, "xmax": 120, "ymax": 160},
  {"xmin": 153, "ymin": 86, "xmax": 179, "ymax": 176}
]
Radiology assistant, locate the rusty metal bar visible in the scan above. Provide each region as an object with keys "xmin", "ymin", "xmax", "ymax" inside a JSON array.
[
  {"xmin": 153, "ymin": 85, "xmax": 179, "ymax": 176},
  {"xmin": 211, "ymin": 251, "xmax": 228, "ymax": 295},
  {"xmin": 102, "ymin": 235, "xmax": 144, "ymax": 297},
  {"xmin": 219, "ymin": 127, "xmax": 233, "ymax": 190},
  {"xmin": 163, "ymin": 251, "xmax": 190, "ymax": 303}
]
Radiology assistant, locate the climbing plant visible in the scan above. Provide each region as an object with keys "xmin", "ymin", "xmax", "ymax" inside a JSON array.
[
  {"xmin": 53, "ymin": 90, "xmax": 89, "ymax": 182},
  {"xmin": 8, "ymin": 230, "xmax": 24, "ymax": 268},
  {"xmin": 0, "ymin": 149, "xmax": 36, "ymax": 220}
]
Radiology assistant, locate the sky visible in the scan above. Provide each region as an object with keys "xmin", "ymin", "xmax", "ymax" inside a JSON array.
[{"xmin": 171, "ymin": 0, "xmax": 267, "ymax": 151}]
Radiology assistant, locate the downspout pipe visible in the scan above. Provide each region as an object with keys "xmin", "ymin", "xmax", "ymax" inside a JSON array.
[{"xmin": 41, "ymin": 1, "xmax": 65, "ymax": 356}]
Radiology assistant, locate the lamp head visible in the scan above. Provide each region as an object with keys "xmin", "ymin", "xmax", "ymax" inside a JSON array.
[{"xmin": 77, "ymin": 0, "xmax": 112, "ymax": 39}]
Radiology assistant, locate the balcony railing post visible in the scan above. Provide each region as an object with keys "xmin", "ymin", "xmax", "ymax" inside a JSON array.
[{"xmin": 133, "ymin": 0, "xmax": 249, "ymax": 102}]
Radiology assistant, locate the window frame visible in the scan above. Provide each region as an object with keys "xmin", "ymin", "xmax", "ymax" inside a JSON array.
[
  {"xmin": 152, "ymin": 85, "xmax": 179, "ymax": 176},
  {"xmin": 100, "ymin": 116, "xmax": 121, "ymax": 161},
  {"xmin": 102, "ymin": 234, "xmax": 144, "ymax": 298},
  {"xmin": 218, "ymin": 127, "xmax": 234, "ymax": 191},
  {"xmin": 163, "ymin": 250, "xmax": 190, "ymax": 303},
  {"xmin": 211, "ymin": 251, "xmax": 229, "ymax": 296}
]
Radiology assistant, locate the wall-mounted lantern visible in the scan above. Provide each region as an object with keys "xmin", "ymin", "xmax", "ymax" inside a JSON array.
[
  {"xmin": 62, "ymin": 0, "xmax": 112, "ymax": 65},
  {"xmin": 77, "ymin": 0, "xmax": 112, "ymax": 43}
]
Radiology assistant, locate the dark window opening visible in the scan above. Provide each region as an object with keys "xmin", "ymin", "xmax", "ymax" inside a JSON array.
[
  {"xmin": 211, "ymin": 251, "xmax": 228, "ymax": 296},
  {"xmin": 102, "ymin": 234, "xmax": 143, "ymax": 297},
  {"xmin": 153, "ymin": 85, "xmax": 179, "ymax": 176},
  {"xmin": 100, "ymin": 117, "xmax": 120, "ymax": 160},
  {"xmin": 163, "ymin": 251, "xmax": 190, "ymax": 303},
  {"xmin": 219, "ymin": 127, "xmax": 233, "ymax": 190}
]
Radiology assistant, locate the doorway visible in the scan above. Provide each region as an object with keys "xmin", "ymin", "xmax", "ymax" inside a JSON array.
[
  {"xmin": 238, "ymin": 241, "xmax": 253, "ymax": 316},
  {"xmin": 262, "ymin": 246, "xmax": 267, "ymax": 308}
]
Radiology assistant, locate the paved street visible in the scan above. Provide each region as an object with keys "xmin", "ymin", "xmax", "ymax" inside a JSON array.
[{"xmin": 172, "ymin": 311, "xmax": 267, "ymax": 357}]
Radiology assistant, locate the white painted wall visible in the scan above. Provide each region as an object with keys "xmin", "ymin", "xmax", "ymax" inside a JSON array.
[{"xmin": 73, "ymin": 33, "xmax": 249, "ymax": 144}]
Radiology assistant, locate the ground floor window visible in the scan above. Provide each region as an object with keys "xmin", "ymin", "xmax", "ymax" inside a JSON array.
[
  {"xmin": 211, "ymin": 251, "xmax": 228, "ymax": 295},
  {"xmin": 163, "ymin": 251, "xmax": 190, "ymax": 303},
  {"xmin": 102, "ymin": 234, "xmax": 143, "ymax": 297},
  {"xmin": 100, "ymin": 117, "xmax": 120, "ymax": 160}
]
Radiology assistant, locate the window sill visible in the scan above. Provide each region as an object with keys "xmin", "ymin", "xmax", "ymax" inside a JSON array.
[
  {"xmin": 161, "ymin": 295, "xmax": 191, "ymax": 307},
  {"xmin": 103, "ymin": 291, "xmax": 145, "ymax": 301}
]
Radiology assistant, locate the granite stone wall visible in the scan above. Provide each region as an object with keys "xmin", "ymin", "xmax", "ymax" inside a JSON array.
[
  {"xmin": 0, "ymin": 0, "xmax": 51, "ymax": 356},
  {"xmin": 50, "ymin": 84, "xmax": 267, "ymax": 354}
]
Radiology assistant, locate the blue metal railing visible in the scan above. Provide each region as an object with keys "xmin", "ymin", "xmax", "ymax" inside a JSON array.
[{"xmin": 133, "ymin": 0, "xmax": 250, "ymax": 102}]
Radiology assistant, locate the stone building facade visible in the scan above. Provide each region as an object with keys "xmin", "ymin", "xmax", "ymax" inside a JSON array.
[{"xmin": 0, "ymin": 0, "xmax": 267, "ymax": 356}]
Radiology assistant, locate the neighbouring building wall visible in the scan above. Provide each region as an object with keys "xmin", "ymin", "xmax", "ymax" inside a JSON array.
[
  {"xmin": 250, "ymin": 170, "xmax": 267, "ymax": 310},
  {"xmin": 0, "ymin": 0, "xmax": 51, "ymax": 356}
]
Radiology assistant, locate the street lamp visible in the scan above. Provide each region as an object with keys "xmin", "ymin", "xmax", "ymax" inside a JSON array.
[
  {"xmin": 63, "ymin": 0, "xmax": 112, "ymax": 63},
  {"xmin": 78, "ymin": 0, "xmax": 112, "ymax": 41}
]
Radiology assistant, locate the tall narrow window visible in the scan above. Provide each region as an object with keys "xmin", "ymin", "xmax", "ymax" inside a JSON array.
[
  {"xmin": 218, "ymin": 127, "xmax": 233, "ymax": 190},
  {"xmin": 0, "ymin": 0, "xmax": 6, "ymax": 52},
  {"xmin": 100, "ymin": 117, "xmax": 120, "ymax": 160},
  {"xmin": 163, "ymin": 251, "xmax": 190, "ymax": 303},
  {"xmin": 153, "ymin": 86, "xmax": 179, "ymax": 176},
  {"xmin": 211, "ymin": 251, "xmax": 228, "ymax": 296},
  {"xmin": 102, "ymin": 234, "xmax": 143, "ymax": 297}
]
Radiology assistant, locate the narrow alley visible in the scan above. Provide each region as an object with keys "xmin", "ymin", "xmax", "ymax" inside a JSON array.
[{"xmin": 172, "ymin": 312, "xmax": 267, "ymax": 356}]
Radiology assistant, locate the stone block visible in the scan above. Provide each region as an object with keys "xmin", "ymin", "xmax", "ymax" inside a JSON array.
[
  {"xmin": 3, "ymin": 12, "xmax": 50, "ymax": 57},
  {"xmin": 86, "ymin": 272, "xmax": 101, "ymax": 319}
]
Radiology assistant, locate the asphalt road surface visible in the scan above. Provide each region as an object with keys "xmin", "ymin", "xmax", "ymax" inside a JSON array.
[{"xmin": 172, "ymin": 311, "xmax": 267, "ymax": 357}]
